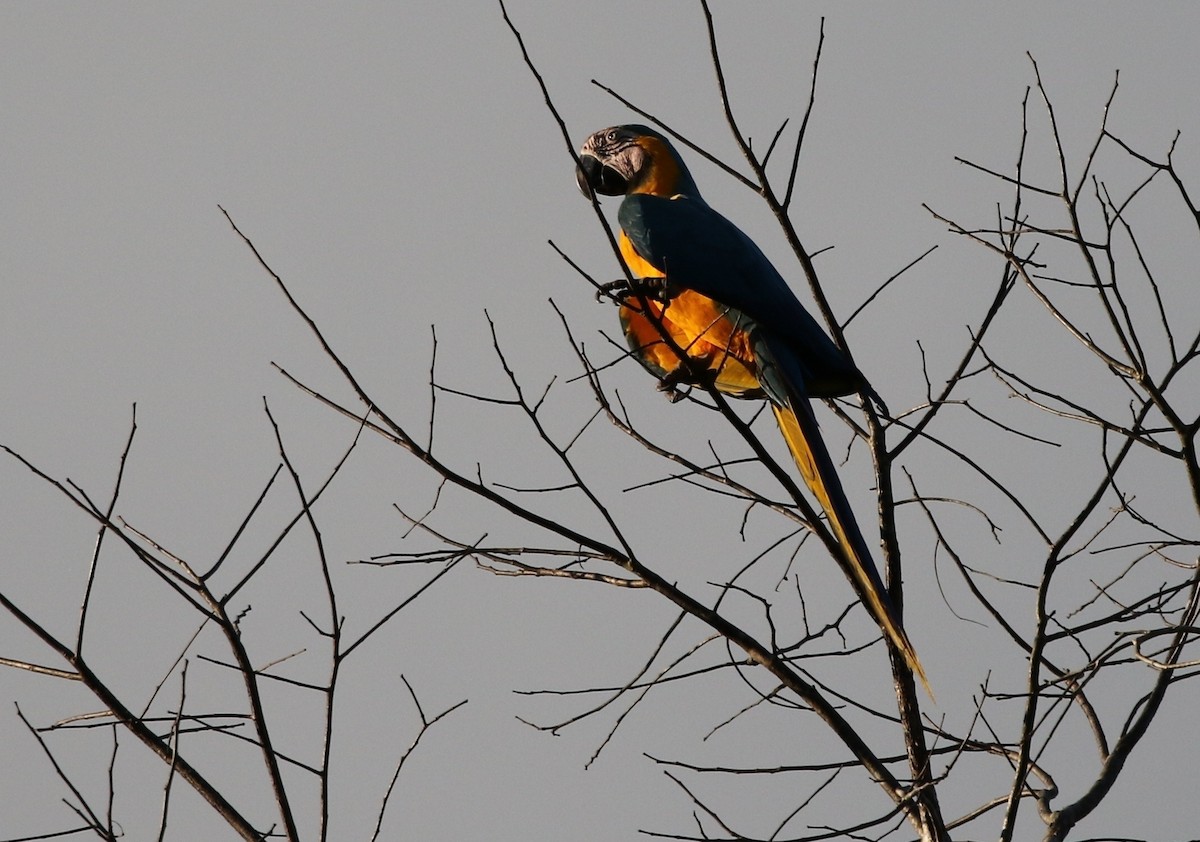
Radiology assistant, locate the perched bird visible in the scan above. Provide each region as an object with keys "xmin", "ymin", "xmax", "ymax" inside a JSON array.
[{"xmin": 576, "ymin": 124, "xmax": 929, "ymax": 694}]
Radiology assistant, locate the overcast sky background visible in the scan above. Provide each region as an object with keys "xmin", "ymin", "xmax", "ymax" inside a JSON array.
[{"xmin": 3, "ymin": 3, "xmax": 1200, "ymax": 840}]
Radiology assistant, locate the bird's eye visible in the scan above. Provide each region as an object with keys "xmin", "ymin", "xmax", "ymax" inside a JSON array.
[{"xmin": 606, "ymin": 130, "xmax": 618, "ymax": 142}]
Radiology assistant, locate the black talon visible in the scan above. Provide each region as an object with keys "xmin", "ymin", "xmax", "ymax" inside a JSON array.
[
  {"xmin": 656, "ymin": 374, "xmax": 688, "ymax": 403},
  {"xmin": 658, "ymin": 382, "xmax": 687, "ymax": 403}
]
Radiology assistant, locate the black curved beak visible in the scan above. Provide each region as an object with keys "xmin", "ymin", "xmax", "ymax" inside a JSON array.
[{"xmin": 576, "ymin": 154, "xmax": 629, "ymax": 197}]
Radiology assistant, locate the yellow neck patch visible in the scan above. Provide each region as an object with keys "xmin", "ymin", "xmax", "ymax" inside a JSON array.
[{"xmin": 631, "ymin": 135, "xmax": 682, "ymax": 197}]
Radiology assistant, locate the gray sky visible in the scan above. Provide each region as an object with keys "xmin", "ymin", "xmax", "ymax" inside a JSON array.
[{"xmin": 3, "ymin": 3, "xmax": 1199, "ymax": 839}]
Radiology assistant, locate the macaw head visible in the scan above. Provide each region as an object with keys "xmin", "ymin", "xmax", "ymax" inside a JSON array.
[{"xmin": 576, "ymin": 124, "xmax": 702, "ymax": 200}]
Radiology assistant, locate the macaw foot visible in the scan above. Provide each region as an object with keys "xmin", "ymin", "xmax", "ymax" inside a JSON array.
[
  {"xmin": 656, "ymin": 365, "xmax": 716, "ymax": 403},
  {"xmin": 595, "ymin": 278, "xmax": 628, "ymax": 302},
  {"xmin": 657, "ymin": 377, "xmax": 688, "ymax": 403},
  {"xmin": 596, "ymin": 276, "xmax": 678, "ymax": 303}
]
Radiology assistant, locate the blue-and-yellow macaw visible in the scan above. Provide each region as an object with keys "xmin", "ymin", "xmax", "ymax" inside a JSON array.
[{"xmin": 576, "ymin": 124, "xmax": 928, "ymax": 693}]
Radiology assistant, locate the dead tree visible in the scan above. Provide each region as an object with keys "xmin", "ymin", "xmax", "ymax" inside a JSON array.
[{"xmin": 3, "ymin": 6, "xmax": 1196, "ymax": 841}]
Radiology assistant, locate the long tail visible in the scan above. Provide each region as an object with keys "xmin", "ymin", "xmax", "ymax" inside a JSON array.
[{"xmin": 771, "ymin": 399, "xmax": 932, "ymax": 698}]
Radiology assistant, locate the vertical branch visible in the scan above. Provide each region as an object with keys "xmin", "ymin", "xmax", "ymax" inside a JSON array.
[
  {"xmin": 77, "ymin": 404, "xmax": 138, "ymax": 657},
  {"xmin": 156, "ymin": 662, "xmax": 188, "ymax": 842},
  {"xmin": 782, "ymin": 17, "xmax": 825, "ymax": 212},
  {"xmin": 197, "ymin": 596, "xmax": 299, "ymax": 841},
  {"xmin": 262, "ymin": 397, "xmax": 363, "ymax": 842},
  {"xmin": 1027, "ymin": 57, "xmax": 1140, "ymax": 373}
]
